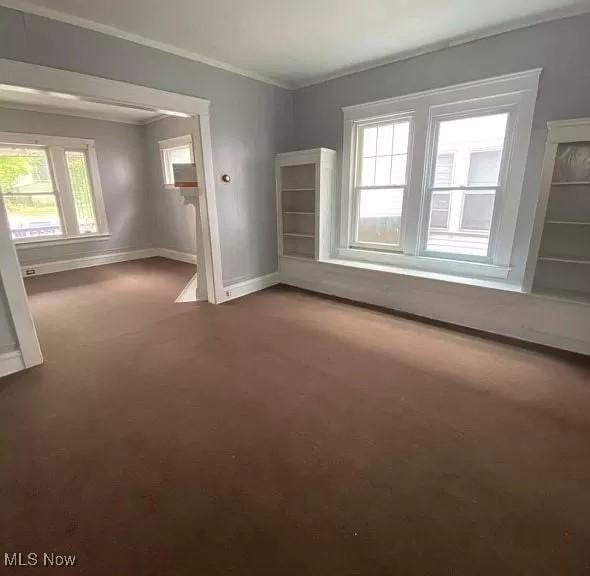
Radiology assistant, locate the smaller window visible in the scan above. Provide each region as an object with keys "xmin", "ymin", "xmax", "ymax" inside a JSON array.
[
  {"xmin": 353, "ymin": 118, "xmax": 411, "ymax": 249},
  {"xmin": 65, "ymin": 150, "xmax": 98, "ymax": 235},
  {"xmin": 159, "ymin": 135, "xmax": 193, "ymax": 188}
]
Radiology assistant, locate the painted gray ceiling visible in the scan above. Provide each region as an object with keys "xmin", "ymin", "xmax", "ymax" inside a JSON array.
[{"xmin": 2, "ymin": 0, "xmax": 590, "ymax": 87}]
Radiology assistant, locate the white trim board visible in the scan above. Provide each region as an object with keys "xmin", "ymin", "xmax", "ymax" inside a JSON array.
[
  {"xmin": 221, "ymin": 272, "xmax": 281, "ymax": 303},
  {"xmin": 279, "ymin": 257, "xmax": 590, "ymax": 355},
  {"xmin": 175, "ymin": 272, "xmax": 199, "ymax": 303},
  {"xmin": 0, "ymin": 349, "xmax": 26, "ymax": 378},
  {"xmin": 19, "ymin": 248, "xmax": 197, "ymax": 277},
  {"xmin": 156, "ymin": 248, "xmax": 197, "ymax": 264}
]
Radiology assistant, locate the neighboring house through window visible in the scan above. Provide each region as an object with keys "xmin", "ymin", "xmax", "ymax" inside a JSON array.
[{"xmin": 0, "ymin": 133, "xmax": 108, "ymax": 243}]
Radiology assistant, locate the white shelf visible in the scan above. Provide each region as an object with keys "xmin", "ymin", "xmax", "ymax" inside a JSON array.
[
  {"xmin": 283, "ymin": 232, "xmax": 315, "ymax": 238},
  {"xmin": 283, "ymin": 211, "xmax": 315, "ymax": 215},
  {"xmin": 551, "ymin": 180, "xmax": 590, "ymax": 186},
  {"xmin": 539, "ymin": 256, "xmax": 590, "ymax": 265},
  {"xmin": 545, "ymin": 220, "xmax": 590, "ymax": 226},
  {"xmin": 281, "ymin": 188, "xmax": 315, "ymax": 192}
]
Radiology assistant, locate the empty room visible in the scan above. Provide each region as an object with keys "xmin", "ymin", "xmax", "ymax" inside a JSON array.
[{"xmin": 0, "ymin": 1, "xmax": 588, "ymax": 574}]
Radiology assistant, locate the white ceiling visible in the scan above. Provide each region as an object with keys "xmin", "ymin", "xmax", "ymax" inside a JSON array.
[
  {"xmin": 0, "ymin": 84, "xmax": 165, "ymax": 123},
  {"xmin": 2, "ymin": 0, "xmax": 590, "ymax": 88}
]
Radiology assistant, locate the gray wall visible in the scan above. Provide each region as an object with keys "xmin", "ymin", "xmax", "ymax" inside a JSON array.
[
  {"xmin": 292, "ymin": 13, "xmax": 590, "ymax": 284},
  {"xmin": 0, "ymin": 107, "xmax": 152, "ymax": 266},
  {"xmin": 0, "ymin": 6, "xmax": 293, "ymax": 286},
  {"xmin": 141, "ymin": 116, "xmax": 197, "ymax": 255}
]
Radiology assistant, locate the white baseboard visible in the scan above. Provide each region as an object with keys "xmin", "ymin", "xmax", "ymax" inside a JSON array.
[
  {"xmin": 155, "ymin": 248, "xmax": 197, "ymax": 264},
  {"xmin": 20, "ymin": 248, "xmax": 197, "ymax": 277},
  {"xmin": 221, "ymin": 272, "xmax": 280, "ymax": 302},
  {"xmin": 0, "ymin": 349, "xmax": 25, "ymax": 378}
]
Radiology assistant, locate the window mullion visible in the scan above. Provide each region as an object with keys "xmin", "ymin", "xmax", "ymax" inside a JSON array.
[
  {"xmin": 50, "ymin": 146, "xmax": 79, "ymax": 237},
  {"xmin": 402, "ymin": 108, "xmax": 429, "ymax": 256}
]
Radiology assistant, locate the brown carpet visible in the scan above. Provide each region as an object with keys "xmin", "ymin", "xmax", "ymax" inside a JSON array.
[{"xmin": 1, "ymin": 257, "xmax": 589, "ymax": 575}]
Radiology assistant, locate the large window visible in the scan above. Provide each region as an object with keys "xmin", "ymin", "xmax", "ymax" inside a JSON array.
[
  {"xmin": 0, "ymin": 133, "xmax": 107, "ymax": 243},
  {"xmin": 425, "ymin": 113, "xmax": 507, "ymax": 257},
  {"xmin": 340, "ymin": 70, "xmax": 540, "ymax": 278}
]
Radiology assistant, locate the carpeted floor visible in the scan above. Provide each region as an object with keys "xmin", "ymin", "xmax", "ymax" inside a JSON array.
[{"xmin": 1, "ymin": 257, "xmax": 589, "ymax": 575}]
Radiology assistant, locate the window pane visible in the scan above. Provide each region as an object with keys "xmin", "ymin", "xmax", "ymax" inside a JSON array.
[
  {"xmin": 65, "ymin": 150, "xmax": 98, "ymax": 235},
  {"xmin": 461, "ymin": 192, "xmax": 495, "ymax": 231},
  {"xmin": 4, "ymin": 194, "xmax": 62, "ymax": 240},
  {"xmin": 433, "ymin": 153, "xmax": 454, "ymax": 187},
  {"xmin": 169, "ymin": 146, "xmax": 191, "ymax": 166},
  {"xmin": 433, "ymin": 113, "xmax": 508, "ymax": 187},
  {"xmin": 376, "ymin": 124, "xmax": 393, "ymax": 156},
  {"xmin": 362, "ymin": 126, "xmax": 377, "ymax": 157},
  {"xmin": 361, "ymin": 157, "xmax": 376, "ymax": 186},
  {"xmin": 357, "ymin": 188, "xmax": 403, "ymax": 246},
  {"xmin": 426, "ymin": 190, "xmax": 495, "ymax": 256},
  {"xmin": 375, "ymin": 156, "xmax": 391, "ymax": 185},
  {"xmin": 0, "ymin": 147, "xmax": 53, "ymax": 194},
  {"xmin": 432, "ymin": 193, "xmax": 450, "ymax": 210},
  {"xmin": 393, "ymin": 122, "xmax": 410, "ymax": 154},
  {"xmin": 468, "ymin": 150, "xmax": 503, "ymax": 186},
  {"xmin": 391, "ymin": 155, "xmax": 407, "ymax": 185}
]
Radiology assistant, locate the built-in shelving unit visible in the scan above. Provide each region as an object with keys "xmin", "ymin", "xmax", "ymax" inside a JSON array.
[
  {"xmin": 275, "ymin": 148, "xmax": 336, "ymax": 261},
  {"xmin": 524, "ymin": 118, "xmax": 590, "ymax": 304}
]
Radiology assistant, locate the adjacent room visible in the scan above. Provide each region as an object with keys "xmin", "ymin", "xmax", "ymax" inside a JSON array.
[
  {"xmin": 0, "ymin": 86, "xmax": 203, "ymax": 307},
  {"xmin": 0, "ymin": 1, "xmax": 588, "ymax": 575}
]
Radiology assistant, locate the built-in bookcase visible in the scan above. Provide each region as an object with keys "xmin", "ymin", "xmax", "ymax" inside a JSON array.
[
  {"xmin": 276, "ymin": 148, "xmax": 336, "ymax": 261},
  {"xmin": 524, "ymin": 118, "xmax": 590, "ymax": 304}
]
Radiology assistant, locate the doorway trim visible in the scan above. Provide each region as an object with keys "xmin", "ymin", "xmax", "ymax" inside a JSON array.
[{"xmin": 0, "ymin": 58, "xmax": 225, "ymax": 371}]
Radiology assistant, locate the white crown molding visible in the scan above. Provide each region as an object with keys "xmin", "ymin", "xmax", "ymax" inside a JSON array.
[
  {"xmin": 0, "ymin": 0, "xmax": 293, "ymax": 90},
  {"xmin": 296, "ymin": 2, "xmax": 590, "ymax": 89}
]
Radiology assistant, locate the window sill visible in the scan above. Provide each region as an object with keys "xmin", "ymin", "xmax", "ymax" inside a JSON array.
[
  {"xmin": 318, "ymin": 257, "xmax": 521, "ymax": 293},
  {"xmin": 335, "ymin": 247, "xmax": 514, "ymax": 284},
  {"xmin": 15, "ymin": 233, "xmax": 111, "ymax": 249}
]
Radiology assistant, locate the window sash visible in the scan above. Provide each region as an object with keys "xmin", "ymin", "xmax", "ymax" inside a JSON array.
[
  {"xmin": 350, "ymin": 115, "xmax": 413, "ymax": 251},
  {"xmin": 419, "ymin": 108, "xmax": 513, "ymax": 263}
]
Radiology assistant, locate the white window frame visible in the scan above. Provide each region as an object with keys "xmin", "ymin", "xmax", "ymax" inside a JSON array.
[
  {"xmin": 338, "ymin": 69, "xmax": 541, "ymax": 280},
  {"xmin": 350, "ymin": 114, "xmax": 414, "ymax": 252},
  {"xmin": 0, "ymin": 132, "xmax": 109, "ymax": 246},
  {"xmin": 159, "ymin": 135, "xmax": 194, "ymax": 189}
]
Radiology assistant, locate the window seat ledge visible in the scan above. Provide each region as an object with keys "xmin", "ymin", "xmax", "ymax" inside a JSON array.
[{"xmin": 321, "ymin": 256, "xmax": 522, "ymax": 293}]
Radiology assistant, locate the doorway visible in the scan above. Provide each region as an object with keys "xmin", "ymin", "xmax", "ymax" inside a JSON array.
[{"xmin": 0, "ymin": 58, "xmax": 224, "ymax": 374}]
